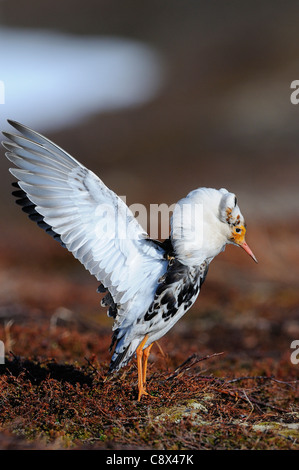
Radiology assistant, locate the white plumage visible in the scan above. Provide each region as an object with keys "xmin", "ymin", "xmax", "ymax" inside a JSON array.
[{"xmin": 2, "ymin": 120, "xmax": 257, "ymax": 400}]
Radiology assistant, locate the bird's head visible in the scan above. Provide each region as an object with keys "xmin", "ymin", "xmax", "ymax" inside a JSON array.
[
  {"xmin": 171, "ymin": 187, "xmax": 257, "ymax": 266},
  {"xmin": 219, "ymin": 190, "xmax": 257, "ymax": 263}
]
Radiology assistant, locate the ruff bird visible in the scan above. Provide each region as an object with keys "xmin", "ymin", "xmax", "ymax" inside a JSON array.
[{"xmin": 2, "ymin": 120, "xmax": 257, "ymax": 400}]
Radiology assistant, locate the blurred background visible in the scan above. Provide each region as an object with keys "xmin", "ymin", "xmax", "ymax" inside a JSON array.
[{"xmin": 0, "ymin": 0, "xmax": 299, "ymax": 366}]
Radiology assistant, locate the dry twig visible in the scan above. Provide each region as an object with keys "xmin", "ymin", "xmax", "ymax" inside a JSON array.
[{"xmin": 166, "ymin": 351, "xmax": 224, "ymax": 380}]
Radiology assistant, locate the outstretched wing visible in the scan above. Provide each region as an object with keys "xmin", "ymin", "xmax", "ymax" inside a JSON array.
[{"xmin": 2, "ymin": 120, "xmax": 167, "ymax": 318}]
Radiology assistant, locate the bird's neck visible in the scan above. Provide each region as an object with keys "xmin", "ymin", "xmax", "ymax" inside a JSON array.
[
  {"xmin": 170, "ymin": 229, "xmax": 227, "ymax": 268},
  {"xmin": 170, "ymin": 189, "xmax": 229, "ymax": 267}
]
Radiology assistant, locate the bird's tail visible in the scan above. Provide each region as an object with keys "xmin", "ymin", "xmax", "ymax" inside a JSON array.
[{"xmin": 108, "ymin": 331, "xmax": 140, "ymax": 373}]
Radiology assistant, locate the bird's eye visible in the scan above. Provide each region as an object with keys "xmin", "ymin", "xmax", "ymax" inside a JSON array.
[{"xmin": 235, "ymin": 227, "xmax": 241, "ymax": 233}]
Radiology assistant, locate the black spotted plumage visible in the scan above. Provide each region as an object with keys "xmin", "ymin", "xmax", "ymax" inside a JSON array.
[
  {"xmin": 108, "ymin": 247, "xmax": 209, "ymax": 373},
  {"xmin": 144, "ymin": 257, "xmax": 208, "ymax": 324}
]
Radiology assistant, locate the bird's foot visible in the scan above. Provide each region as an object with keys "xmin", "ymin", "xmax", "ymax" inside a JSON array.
[
  {"xmin": 137, "ymin": 384, "xmax": 158, "ymax": 401},
  {"xmin": 137, "ymin": 385, "xmax": 149, "ymax": 401}
]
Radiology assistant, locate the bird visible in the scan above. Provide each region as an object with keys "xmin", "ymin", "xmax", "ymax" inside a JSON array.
[{"xmin": 2, "ymin": 120, "xmax": 257, "ymax": 400}]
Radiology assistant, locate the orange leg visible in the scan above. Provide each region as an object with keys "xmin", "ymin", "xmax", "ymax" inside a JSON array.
[
  {"xmin": 136, "ymin": 335, "xmax": 156, "ymax": 401},
  {"xmin": 142, "ymin": 343, "xmax": 153, "ymax": 385}
]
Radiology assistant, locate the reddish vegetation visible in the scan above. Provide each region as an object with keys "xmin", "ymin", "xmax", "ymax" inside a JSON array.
[{"xmin": 0, "ymin": 222, "xmax": 298, "ymax": 450}]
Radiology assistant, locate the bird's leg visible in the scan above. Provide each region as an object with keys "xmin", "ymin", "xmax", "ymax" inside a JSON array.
[
  {"xmin": 136, "ymin": 335, "xmax": 149, "ymax": 401},
  {"xmin": 142, "ymin": 343, "xmax": 153, "ymax": 386}
]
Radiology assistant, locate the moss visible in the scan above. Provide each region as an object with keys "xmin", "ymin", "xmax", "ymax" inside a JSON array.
[
  {"xmin": 252, "ymin": 421, "xmax": 299, "ymax": 438},
  {"xmin": 153, "ymin": 397, "xmax": 212, "ymax": 425}
]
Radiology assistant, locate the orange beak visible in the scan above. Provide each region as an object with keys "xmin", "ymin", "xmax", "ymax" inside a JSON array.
[{"xmin": 239, "ymin": 240, "xmax": 258, "ymax": 263}]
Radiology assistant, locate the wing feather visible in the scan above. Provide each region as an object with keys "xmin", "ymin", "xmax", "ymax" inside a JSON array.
[{"xmin": 2, "ymin": 120, "xmax": 167, "ymax": 325}]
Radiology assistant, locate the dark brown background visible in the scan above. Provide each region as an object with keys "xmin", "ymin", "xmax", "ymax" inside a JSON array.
[{"xmin": 0, "ymin": 0, "xmax": 299, "ymax": 365}]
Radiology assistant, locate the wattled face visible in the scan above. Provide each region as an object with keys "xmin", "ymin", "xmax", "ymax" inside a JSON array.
[
  {"xmin": 231, "ymin": 223, "xmax": 246, "ymax": 245},
  {"xmin": 230, "ymin": 222, "xmax": 257, "ymax": 262}
]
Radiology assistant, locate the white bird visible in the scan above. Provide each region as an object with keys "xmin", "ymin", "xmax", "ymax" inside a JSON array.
[{"xmin": 2, "ymin": 120, "xmax": 257, "ymax": 400}]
